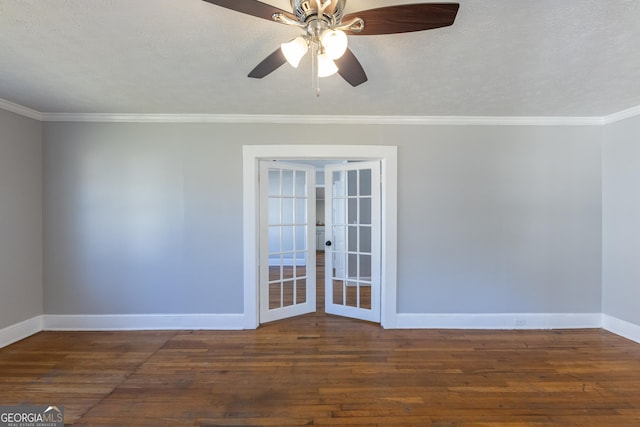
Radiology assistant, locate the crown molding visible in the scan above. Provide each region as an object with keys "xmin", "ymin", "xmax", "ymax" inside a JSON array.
[
  {"xmin": 2, "ymin": 98, "xmax": 639, "ymax": 126},
  {"xmin": 0, "ymin": 99, "xmax": 42, "ymax": 121},
  {"xmin": 39, "ymin": 113, "xmax": 605, "ymax": 126},
  {"xmin": 602, "ymin": 104, "xmax": 640, "ymax": 125}
]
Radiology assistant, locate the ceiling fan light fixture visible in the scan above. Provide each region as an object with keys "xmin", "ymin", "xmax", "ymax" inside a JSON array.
[
  {"xmin": 202, "ymin": 0, "xmax": 460, "ymax": 91},
  {"xmin": 281, "ymin": 36, "xmax": 308, "ymax": 68},
  {"xmin": 317, "ymin": 52, "xmax": 339, "ymax": 77},
  {"xmin": 320, "ymin": 29, "xmax": 348, "ymax": 60}
]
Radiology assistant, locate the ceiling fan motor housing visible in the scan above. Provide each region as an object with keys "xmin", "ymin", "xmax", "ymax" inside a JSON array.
[
  {"xmin": 200, "ymin": 0, "xmax": 459, "ymax": 87},
  {"xmin": 291, "ymin": 0, "xmax": 346, "ymax": 24}
]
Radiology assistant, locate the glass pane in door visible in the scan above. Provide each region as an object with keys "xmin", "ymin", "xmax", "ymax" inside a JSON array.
[
  {"xmin": 261, "ymin": 163, "xmax": 316, "ymax": 323},
  {"xmin": 325, "ymin": 162, "xmax": 380, "ymax": 322}
]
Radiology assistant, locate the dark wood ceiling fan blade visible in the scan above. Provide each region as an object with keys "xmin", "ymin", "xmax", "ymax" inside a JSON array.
[
  {"xmin": 335, "ymin": 49, "xmax": 368, "ymax": 87},
  {"xmin": 201, "ymin": 0, "xmax": 297, "ymax": 22},
  {"xmin": 343, "ymin": 3, "xmax": 459, "ymax": 36},
  {"xmin": 248, "ymin": 49, "xmax": 287, "ymax": 79}
]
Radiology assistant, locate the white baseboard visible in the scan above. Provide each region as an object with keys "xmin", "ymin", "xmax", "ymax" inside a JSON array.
[
  {"xmin": 43, "ymin": 313, "xmax": 245, "ymax": 331},
  {"xmin": 0, "ymin": 315, "xmax": 43, "ymax": 348},
  {"xmin": 602, "ymin": 314, "xmax": 640, "ymax": 344},
  {"xmin": 5, "ymin": 313, "xmax": 635, "ymax": 346},
  {"xmin": 395, "ymin": 313, "xmax": 602, "ymax": 330}
]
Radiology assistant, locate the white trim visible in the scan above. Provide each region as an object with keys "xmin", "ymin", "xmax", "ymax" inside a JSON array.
[
  {"xmin": 3, "ymin": 97, "xmax": 640, "ymax": 126},
  {"xmin": 5, "ymin": 313, "xmax": 636, "ymax": 338},
  {"xmin": 0, "ymin": 99, "xmax": 42, "ymax": 121},
  {"xmin": 243, "ymin": 149, "xmax": 260, "ymax": 329},
  {"xmin": 0, "ymin": 316, "xmax": 43, "ymax": 348},
  {"xmin": 602, "ymin": 314, "xmax": 640, "ymax": 344},
  {"xmin": 395, "ymin": 313, "xmax": 602, "ymax": 330},
  {"xmin": 243, "ymin": 145, "xmax": 398, "ymax": 329},
  {"xmin": 5, "ymin": 314, "xmax": 638, "ymax": 341},
  {"xmin": 602, "ymin": 105, "xmax": 640, "ymax": 125},
  {"xmin": 380, "ymin": 148, "xmax": 398, "ymax": 329},
  {"xmin": 39, "ymin": 113, "xmax": 605, "ymax": 126},
  {"xmin": 43, "ymin": 314, "xmax": 244, "ymax": 331}
]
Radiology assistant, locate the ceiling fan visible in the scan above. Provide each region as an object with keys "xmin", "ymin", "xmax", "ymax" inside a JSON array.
[{"xmin": 202, "ymin": 0, "xmax": 459, "ymax": 94}]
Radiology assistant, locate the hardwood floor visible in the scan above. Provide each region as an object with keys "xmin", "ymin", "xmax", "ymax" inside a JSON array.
[
  {"xmin": 3, "ymin": 323, "xmax": 640, "ymax": 426},
  {"xmin": 2, "ymin": 255, "xmax": 640, "ymax": 425},
  {"xmin": 3, "ymin": 325, "xmax": 640, "ymax": 426}
]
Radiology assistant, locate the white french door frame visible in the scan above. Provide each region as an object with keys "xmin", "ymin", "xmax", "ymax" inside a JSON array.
[
  {"xmin": 324, "ymin": 161, "xmax": 381, "ymax": 322},
  {"xmin": 259, "ymin": 161, "xmax": 316, "ymax": 323},
  {"xmin": 243, "ymin": 145, "xmax": 398, "ymax": 329}
]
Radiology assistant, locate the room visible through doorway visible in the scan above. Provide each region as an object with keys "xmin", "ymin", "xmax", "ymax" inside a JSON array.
[
  {"xmin": 259, "ymin": 160, "xmax": 382, "ymax": 324},
  {"xmin": 242, "ymin": 145, "xmax": 398, "ymax": 329}
]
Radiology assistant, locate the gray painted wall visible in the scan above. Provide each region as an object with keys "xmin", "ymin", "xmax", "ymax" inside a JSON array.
[
  {"xmin": 43, "ymin": 123, "xmax": 244, "ymax": 314},
  {"xmin": 43, "ymin": 122, "xmax": 602, "ymax": 316},
  {"xmin": 396, "ymin": 125, "xmax": 602, "ymax": 313},
  {"xmin": 603, "ymin": 115, "xmax": 640, "ymax": 325},
  {"xmin": 0, "ymin": 109, "xmax": 43, "ymax": 329}
]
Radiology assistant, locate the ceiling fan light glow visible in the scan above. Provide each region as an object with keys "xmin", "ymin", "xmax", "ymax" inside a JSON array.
[
  {"xmin": 317, "ymin": 53, "xmax": 339, "ymax": 77},
  {"xmin": 320, "ymin": 29, "xmax": 348, "ymax": 60},
  {"xmin": 281, "ymin": 36, "xmax": 308, "ymax": 68}
]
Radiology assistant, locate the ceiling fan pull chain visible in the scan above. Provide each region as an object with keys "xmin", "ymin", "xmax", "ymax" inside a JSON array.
[
  {"xmin": 201, "ymin": 0, "xmax": 458, "ymax": 91},
  {"xmin": 312, "ymin": 42, "xmax": 321, "ymax": 97}
]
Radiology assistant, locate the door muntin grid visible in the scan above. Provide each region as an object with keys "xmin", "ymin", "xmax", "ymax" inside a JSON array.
[
  {"xmin": 326, "ymin": 163, "xmax": 380, "ymax": 318},
  {"xmin": 267, "ymin": 168, "xmax": 309, "ymax": 310},
  {"xmin": 260, "ymin": 162, "xmax": 315, "ymax": 323}
]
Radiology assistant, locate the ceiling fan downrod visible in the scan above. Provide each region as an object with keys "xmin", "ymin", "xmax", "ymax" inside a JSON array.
[{"xmin": 201, "ymin": 0, "xmax": 459, "ymax": 91}]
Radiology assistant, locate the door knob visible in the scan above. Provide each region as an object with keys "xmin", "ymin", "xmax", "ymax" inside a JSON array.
[{"xmin": 325, "ymin": 240, "xmax": 332, "ymax": 247}]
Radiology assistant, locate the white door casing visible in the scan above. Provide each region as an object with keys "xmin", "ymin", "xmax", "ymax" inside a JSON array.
[{"xmin": 242, "ymin": 145, "xmax": 397, "ymax": 329}]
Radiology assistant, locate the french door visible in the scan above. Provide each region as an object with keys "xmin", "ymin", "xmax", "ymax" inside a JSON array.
[
  {"xmin": 324, "ymin": 161, "xmax": 381, "ymax": 322},
  {"xmin": 259, "ymin": 162, "xmax": 316, "ymax": 323}
]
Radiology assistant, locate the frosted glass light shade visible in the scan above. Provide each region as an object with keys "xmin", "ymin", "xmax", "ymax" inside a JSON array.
[
  {"xmin": 281, "ymin": 36, "xmax": 308, "ymax": 68},
  {"xmin": 320, "ymin": 29, "xmax": 348, "ymax": 60},
  {"xmin": 317, "ymin": 53, "xmax": 338, "ymax": 77}
]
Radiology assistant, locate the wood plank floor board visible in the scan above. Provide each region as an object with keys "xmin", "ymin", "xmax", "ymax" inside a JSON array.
[
  {"xmin": 3, "ymin": 324, "xmax": 640, "ymax": 426},
  {"xmin": 2, "ymin": 267, "xmax": 640, "ymax": 427}
]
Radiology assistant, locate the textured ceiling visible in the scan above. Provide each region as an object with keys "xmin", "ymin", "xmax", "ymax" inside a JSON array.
[{"xmin": 0, "ymin": 0, "xmax": 639, "ymax": 117}]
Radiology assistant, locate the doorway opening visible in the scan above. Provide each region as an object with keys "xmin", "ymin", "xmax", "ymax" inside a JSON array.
[
  {"xmin": 242, "ymin": 145, "xmax": 398, "ymax": 329},
  {"xmin": 260, "ymin": 160, "xmax": 381, "ymax": 324}
]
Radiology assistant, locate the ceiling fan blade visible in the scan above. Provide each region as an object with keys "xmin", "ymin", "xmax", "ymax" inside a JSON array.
[
  {"xmin": 248, "ymin": 49, "xmax": 287, "ymax": 79},
  {"xmin": 343, "ymin": 3, "xmax": 459, "ymax": 36},
  {"xmin": 201, "ymin": 0, "xmax": 297, "ymax": 22},
  {"xmin": 336, "ymin": 49, "xmax": 368, "ymax": 87}
]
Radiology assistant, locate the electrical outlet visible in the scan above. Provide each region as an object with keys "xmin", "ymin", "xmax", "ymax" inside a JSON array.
[{"xmin": 515, "ymin": 319, "xmax": 526, "ymax": 327}]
